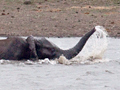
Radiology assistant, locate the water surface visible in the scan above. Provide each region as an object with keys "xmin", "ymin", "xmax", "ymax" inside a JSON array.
[{"xmin": 0, "ymin": 37, "xmax": 120, "ymax": 90}]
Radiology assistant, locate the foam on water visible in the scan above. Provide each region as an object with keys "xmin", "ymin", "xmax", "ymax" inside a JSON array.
[
  {"xmin": 0, "ymin": 26, "xmax": 108, "ymax": 65},
  {"xmin": 78, "ymin": 26, "xmax": 108, "ymax": 61},
  {"xmin": 56, "ymin": 25, "xmax": 109, "ymax": 65}
]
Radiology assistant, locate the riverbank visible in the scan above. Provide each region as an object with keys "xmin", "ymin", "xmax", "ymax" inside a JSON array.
[{"xmin": 0, "ymin": 0, "xmax": 120, "ymax": 37}]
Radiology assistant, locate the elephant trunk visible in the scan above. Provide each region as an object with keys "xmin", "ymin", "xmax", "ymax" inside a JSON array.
[{"xmin": 61, "ymin": 28, "xmax": 96, "ymax": 59}]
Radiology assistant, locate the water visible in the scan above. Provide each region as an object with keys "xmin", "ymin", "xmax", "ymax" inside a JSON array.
[
  {"xmin": 0, "ymin": 31, "xmax": 120, "ymax": 89},
  {"xmin": 0, "ymin": 37, "xmax": 108, "ymax": 65},
  {"xmin": 0, "ymin": 26, "xmax": 108, "ymax": 65}
]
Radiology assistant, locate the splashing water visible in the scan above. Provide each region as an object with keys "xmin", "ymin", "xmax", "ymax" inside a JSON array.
[
  {"xmin": 0, "ymin": 26, "xmax": 108, "ymax": 65},
  {"xmin": 57, "ymin": 26, "xmax": 109, "ymax": 65}
]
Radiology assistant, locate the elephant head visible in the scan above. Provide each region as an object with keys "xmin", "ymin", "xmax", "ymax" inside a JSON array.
[{"xmin": 35, "ymin": 27, "xmax": 96, "ymax": 60}]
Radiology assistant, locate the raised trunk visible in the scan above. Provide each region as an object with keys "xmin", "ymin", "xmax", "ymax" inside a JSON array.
[{"xmin": 61, "ymin": 28, "xmax": 96, "ymax": 59}]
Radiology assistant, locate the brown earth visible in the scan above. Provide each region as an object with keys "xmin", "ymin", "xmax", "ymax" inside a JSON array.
[{"xmin": 0, "ymin": 0, "xmax": 120, "ymax": 37}]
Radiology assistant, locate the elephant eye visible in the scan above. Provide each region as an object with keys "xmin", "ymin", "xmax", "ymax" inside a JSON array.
[{"xmin": 44, "ymin": 47, "xmax": 55, "ymax": 52}]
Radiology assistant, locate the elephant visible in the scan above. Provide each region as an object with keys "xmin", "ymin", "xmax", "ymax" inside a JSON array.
[{"xmin": 0, "ymin": 27, "xmax": 96, "ymax": 60}]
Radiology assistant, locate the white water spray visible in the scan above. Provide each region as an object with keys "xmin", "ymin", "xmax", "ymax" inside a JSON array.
[
  {"xmin": 72, "ymin": 25, "xmax": 109, "ymax": 64},
  {"xmin": 57, "ymin": 26, "xmax": 109, "ymax": 65},
  {"xmin": 0, "ymin": 26, "xmax": 108, "ymax": 65}
]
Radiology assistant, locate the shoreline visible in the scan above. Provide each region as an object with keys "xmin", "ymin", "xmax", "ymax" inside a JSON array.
[{"xmin": 0, "ymin": 0, "xmax": 120, "ymax": 37}]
